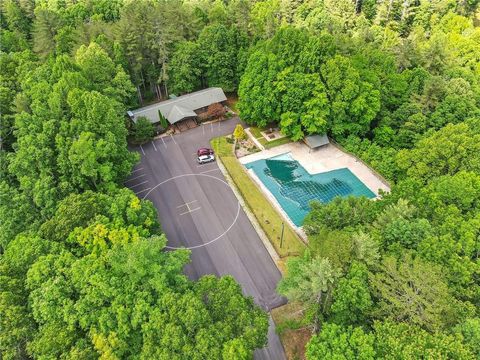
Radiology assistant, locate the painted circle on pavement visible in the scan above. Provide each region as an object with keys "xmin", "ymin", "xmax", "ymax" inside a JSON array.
[{"xmin": 143, "ymin": 173, "xmax": 240, "ymax": 250}]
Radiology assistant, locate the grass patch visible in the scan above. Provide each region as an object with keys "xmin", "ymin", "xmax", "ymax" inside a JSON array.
[
  {"xmin": 249, "ymin": 126, "xmax": 263, "ymax": 139},
  {"xmin": 272, "ymin": 302, "xmax": 312, "ymax": 360},
  {"xmin": 264, "ymin": 136, "xmax": 292, "ymax": 149},
  {"xmin": 211, "ymin": 137, "xmax": 305, "ymax": 259},
  {"xmin": 211, "ymin": 136, "xmax": 233, "ymax": 157},
  {"xmin": 248, "ymin": 126, "xmax": 292, "ymax": 149}
]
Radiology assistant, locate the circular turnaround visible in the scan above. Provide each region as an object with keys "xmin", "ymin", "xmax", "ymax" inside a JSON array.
[{"xmin": 143, "ymin": 173, "xmax": 240, "ymax": 250}]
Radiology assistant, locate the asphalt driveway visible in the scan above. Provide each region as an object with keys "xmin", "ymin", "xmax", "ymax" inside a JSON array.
[{"xmin": 126, "ymin": 117, "xmax": 286, "ymax": 360}]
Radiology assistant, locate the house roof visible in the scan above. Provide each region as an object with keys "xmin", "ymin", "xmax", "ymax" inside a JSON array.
[
  {"xmin": 128, "ymin": 87, "xmax": 227, "ymax": 125},
  {"xmin": 304, "ymin": 134, "xmax": 330, "ymax": 149},
  {"xmin": 167, "ymin": 105, "xmax": 197, "ymax": 124}
]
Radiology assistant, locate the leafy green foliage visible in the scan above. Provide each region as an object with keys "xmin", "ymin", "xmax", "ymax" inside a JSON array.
[
  {"xmin": 278, "ymin": 252, "xmax": 341, "ymax": 306},
  {"xmin": 306, "ymin": 323, "xmax": 376, "ymax": 360},
  {"xmin": 238, "ymin": 49, "xmax": 280, "ymax": 128},
  {"xmin": 2, "ymin": 1, "xmax": 480, "ymax": 358},
  {"xmin": 0, "ymin": 234, "xmax": 56, "ymax": 360},
  {"xmin": 26, "ymin": 236, "xmax": 267, "ymax": 359},
  {"xmin": 304, "ymin": 196, "xmax": 378, "ymax": 234},
  {"xmin": 6, "ymin": 46, "xmax": 137, "ymax": 217},
  {"xmin": 1, "ymin": 186, "xmax": 267, "ymax": 359},
  {"xmin": 370, "ymin": 252, "xmax": 464, "ymax": 331},
  {"xmin": 198, "ymin": 24, "xmax": 248, "ymax": 92},
  {"xmin": 330, "ymin": 262, "xmax": 373, "ymax": 326},
  {"xmin": 32, "ymin": 8, "xmax": 62, "ymax": 58},
  {"xmin": 0, "ymin": 180, "xmax": 39, "ymax": 250},
  {"xmin": 454, "ymin": 318, "xmax": 480, "ymax": 358},
  {"xmin": 373, "ymin": 321, "xmax": 475, "ymax": 359},
  {"xmin": 238, "ymin": 28, "xmax": 382, "ymax": 139},
  {"xmin": 278, "ymin": 251, "xmax": 343, "ymax": 331},
  {"xmin": 396, "ymin": 122, "xmax": 480, "ymax": 183},
  {"xmin": 307, "ymin": 321, "xmax": 476, "ymax": 360},
  {"xmin": 321, "ymin": 55, "xmax": 381, "ymax": 138},
  {"xmin": 133, "ymin": 117, "xmax": 155, "ymax": 144},
  {"xmin": 168, "ymin": 41, "xmax": 203, "ymax": 94}
]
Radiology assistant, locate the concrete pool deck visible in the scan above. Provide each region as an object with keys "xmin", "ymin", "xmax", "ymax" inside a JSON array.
[{"xmin": 239, "ymin": 142, "xmax": 390, "ymax": 197}]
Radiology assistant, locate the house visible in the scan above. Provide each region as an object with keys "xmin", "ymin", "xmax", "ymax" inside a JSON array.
[{"xmin": 127, "ymin": 87, "xmax": 227, "ymax": 131}]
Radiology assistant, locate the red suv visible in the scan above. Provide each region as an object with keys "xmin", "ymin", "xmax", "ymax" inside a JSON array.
[{"xmin": 197, "ymin": 148, "xmax": 214, "ymax": 156}]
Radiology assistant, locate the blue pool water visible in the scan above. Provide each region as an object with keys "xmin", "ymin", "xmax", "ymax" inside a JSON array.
[{"xmin": 245, "ymin": 153, "xmax": 376, "ymax": 226}]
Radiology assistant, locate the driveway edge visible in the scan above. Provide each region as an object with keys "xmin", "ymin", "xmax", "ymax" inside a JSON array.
[{"xmin": 216, "ymin": 153, "xmax": 282, "ymax": 267}]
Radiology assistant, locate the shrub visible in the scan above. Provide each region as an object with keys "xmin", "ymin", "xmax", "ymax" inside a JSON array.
[
  {"xmin": 207, "ymin": 102, "xmax": 226, "ymax": 120},
  {"xmin": 233, "ymin": 124, "xmax": 246, "ymax": 140},
  {"xmin": 133, "ymin": 117, "xmax": 155, "ymax": 143}
]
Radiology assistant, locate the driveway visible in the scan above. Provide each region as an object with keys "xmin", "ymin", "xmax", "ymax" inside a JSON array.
[{"xmin": 126, "ymin": 117, "xmax": 286, "ymax": 360}]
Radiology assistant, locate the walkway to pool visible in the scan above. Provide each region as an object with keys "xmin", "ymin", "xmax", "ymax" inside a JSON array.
[{"xmin": 239, "ymin": 141, "xmax": 390, "ymax": 197}]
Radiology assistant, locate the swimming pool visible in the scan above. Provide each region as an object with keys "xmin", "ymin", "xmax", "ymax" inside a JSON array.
[{"xmin": 245, "ymin": 153, "xmax": 376, "ymax": 226}]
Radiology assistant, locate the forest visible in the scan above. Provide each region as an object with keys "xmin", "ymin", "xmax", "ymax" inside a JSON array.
[{"xmin": 1, "ymin": 0, "xmax": 480, "ymax": 359}]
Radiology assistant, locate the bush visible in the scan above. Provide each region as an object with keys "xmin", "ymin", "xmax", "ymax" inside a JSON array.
[
  {"xmin": 133, "ymin": 117, "xmax": 155, "ymax": 143},
  {"xmin": 207, "ymin": 102, "xmax": 226, "ymax": 120},
  {"xmin": 233, "ymin": 124, "xmax": 246, "ymax": 140}
]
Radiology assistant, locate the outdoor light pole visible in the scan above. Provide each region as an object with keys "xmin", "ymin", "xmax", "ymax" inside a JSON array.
[{"xmin": 280, "ymin": 222, "xmax": 284, "ymax": 249}]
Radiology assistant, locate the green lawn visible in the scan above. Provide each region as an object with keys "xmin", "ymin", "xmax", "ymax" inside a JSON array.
[
  {"xmin": 249, "ymin": 126, "xmax": 263, "ymax": 139},
  {"xmin": 264, "ymin": 136, "xmax": 292, "ymax": 149},
  {"xmin": 248, "ymin": 126, "xmax": 292, "ymax": 149},
  {"xmin": 211, "ymin": 137, "xmax": 305, "ymax": 259}
]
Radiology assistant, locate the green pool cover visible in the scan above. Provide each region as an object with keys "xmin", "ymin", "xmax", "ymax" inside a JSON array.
[{"xmin": 245, "ymin": 153, "xmax": 376, "ymax": 226}]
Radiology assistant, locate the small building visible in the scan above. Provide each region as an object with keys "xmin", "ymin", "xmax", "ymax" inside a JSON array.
[
  {"xmin": 127, "ymin": 87, "xmax": 227, "ymax": 132},
  {"xmin": 303, "ymin": 134, "xmax": 330, "ymax": 152}
]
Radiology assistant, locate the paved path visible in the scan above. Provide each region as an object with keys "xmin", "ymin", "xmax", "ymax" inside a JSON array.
[{"xmin": 126, "ymin": 118, "xmax": 286, "ymax": 360}]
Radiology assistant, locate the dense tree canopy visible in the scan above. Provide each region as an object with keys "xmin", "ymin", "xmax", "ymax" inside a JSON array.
[
  {"xmin": 276, "ymin": 2, "xmax": 480, "ymax": 346},
  {"xmin": 2, "ymin": 0, "xmax": 480, "ymax": 358},
  {"xmin": 0, "ymin": 3, "xmax": 272, "ymax": 358},
  {"xmin": 6, "ymin": 44, "xmax": 137, "ymax": 218},
  {"xmin": 306, "ymin": 321, "xmax": 476, "ymax": 360},
  {"xmin": 26, "ymin": 236, "xmax": 267, "ymax": 359}
]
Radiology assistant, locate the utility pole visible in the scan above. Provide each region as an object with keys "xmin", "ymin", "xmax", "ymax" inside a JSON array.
[{"xmin": 280, "ymin": 222, "xmax": 285, "ymax": 248}]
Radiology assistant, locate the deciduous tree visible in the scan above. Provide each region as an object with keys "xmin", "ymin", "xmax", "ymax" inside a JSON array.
[
  {"xmin": 133, "ymin": 117, "xmax": 155, "ymax": 144},
  {"xmin": 26, "ymin": 236, "xmax": 268, "ymax": 359},
  {"xmin": 306, "ymin": 323, "xmax": 376, "ymax": 360},
  {"xmin": 396, "ymin": 122, "xmax": 480, "ymax": 183},
  {"xmin": 369, "ymin": 252, "xmax": 462, "ymax": 331},
  {"xmin": 278, "ymin": 252, "xmax": 341, "ymax": 332},
  {"xmin": 168, "ymin": 41, "xmax": 203, "ymax": 94},
  {"xmin": 207, "ymin": 102, "xmax": 226, "ymax": 120},
  {"xmin": 330, "ymin": 262, "xmax": 373, "ymax": 326},
  {"xmin": 233, "ymin": 124, "xmax": 246, "ymax": 140}
]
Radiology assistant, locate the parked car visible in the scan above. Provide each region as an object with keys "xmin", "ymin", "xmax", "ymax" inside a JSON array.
[
  {"xmin": 197, "ymin": 154, "xmax": 215, "ymax": 164},
  {"xmin": 197, "ymin": 148, "xmax": 214, "ymax": 156}
]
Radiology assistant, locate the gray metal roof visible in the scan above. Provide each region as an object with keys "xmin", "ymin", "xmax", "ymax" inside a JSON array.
[
  {"xmin": 167, "ymin": 105, "xmax": 197, "ymax": 123},
  {"xmin": 128, "ymin": 87, "xmax": 227, "ymax": 125},
  {"xmin": 304, "ymin": 134, "xmax": 330, "ymax": 148}
]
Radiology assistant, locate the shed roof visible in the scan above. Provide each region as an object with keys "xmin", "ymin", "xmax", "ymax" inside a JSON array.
[
  {"xmin": 128, "ymin": 87, "xmax": 227, "ymax": 125},
  {"xmin": 304, "ymin": 134, "xmax": 330, "ymax": 149}
]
